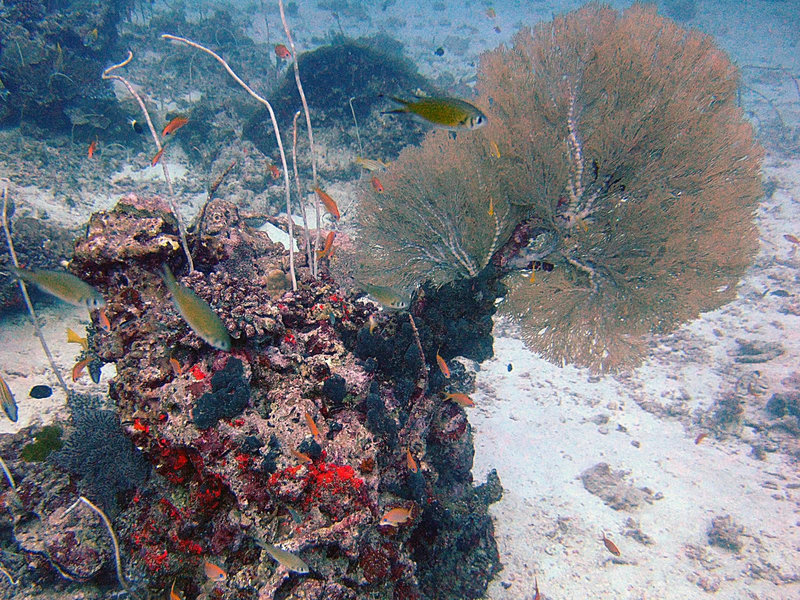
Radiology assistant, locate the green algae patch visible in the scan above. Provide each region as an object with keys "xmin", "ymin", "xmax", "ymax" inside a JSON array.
[{"xmin": 21, "ymin": 425, "xmax": 63, "ymax": 462}]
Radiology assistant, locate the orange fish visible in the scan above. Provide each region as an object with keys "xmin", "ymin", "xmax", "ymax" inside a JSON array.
[
  {"xmin": 169, "ymin": 356, "xmax": 183, "ymax": 376},
  {"xmin": 268, "ymin": 163, "xmax": 281, "ymax": 179},
  {"xmin": 601, "ymin": 533, "xmax": 620, "ymax": 556},
  {"xmin": 489, "ymin": 140, "xmax": 500, "ymax": 158},
  {"xmin": 305, "ymin": 411, "xmax": 321, "ymax": 442},
  {"xmin": 314, "ymin": 187, "xmax": 340, "ymax": 220},
  {"xmin": 151, "ymin": 147, "xmax": 165, "ymax": 166},
  {"xmin": 317, "ymin": 231, "xmax": 335, "ymax": 259},
  {"xmin": 379, "ymin": 506, "xmax": 413, "ymax": 527},
  {"xmin": 274, "ymin": 43, "xmax": 291, "ymax": 59},
  {"xmin": 97, "ymin": 307, "xmax": 111, "ymax": 331},
  {"xmin": 162, "ymin": 116, "xmax": 188, "ymax": 137},
  {"xmin": 291, "ymin": 448, "xmax": 312, "ymax": 464},
  {"xmin": 72, "ymin": 358, "xmax": 90, "ymax": 382},
  {"xmin": 436, "ymin": 352, "xmax": 450, "ymax": 378},
  {"xmin": 406, "ymin": 448, "xmax": 418, "ymax": 473},
  {"xmin": 169, "ymin": 580, "xmax": 182, "ymax": 600},
  {"xmin": 88, "ymin": 140, "xmax": 97, "ymax": 158},
  {"xmin": 488, "ymin": 196, "xmax": 494, "ymax": 216},
  {"xmin": 370, "ymin": 176, "xmax": 384, "ymax": 193},
  {"xmin": 204, "ymin": 560, "xmax": 227, "ymax": 581},
  {"xmin": 444, "ymin": 392, "xmax": 474, "ymax": 407},
  {"xmin": 533, "ymin": 577, "xmax": 540, "ymax": 600},
  {"xmin": 694, "ymin": 432, "xmax": 708, "ymax": 445},
  {"xmin": 486, "ymin": 7, "xmax": 496, "ymax": 19},
  {"xmin": 785, "ymin": 234, "xmax": 800, "ymax": 245}
]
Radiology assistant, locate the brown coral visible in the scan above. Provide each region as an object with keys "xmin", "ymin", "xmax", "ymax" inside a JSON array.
[
  {"xmin": 494, "ymin": 4, "xmax": 762, "ymax": 371},
  {"xmin": 353, "ymin": 3, "xmax": 762, "ymax": 372}
]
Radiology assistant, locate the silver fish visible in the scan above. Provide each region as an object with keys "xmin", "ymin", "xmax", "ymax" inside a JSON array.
[
  {"xmin": 259, "ymin": 541, "xmax": 309, "ymax": 574},
  {"xmin": 361, "ymin": 282, "xmax": 411, "ymax": 311},
  {"xmin": 162, "ymin": 265, "xmax": 231, "ymax": 352},
  {"xmin": 14, "ymin": 267, "xmax": 105, "ymax": 309},
  {"xmin": 0, "ymin": 375, "xmax": 18, "ymax": 422}
]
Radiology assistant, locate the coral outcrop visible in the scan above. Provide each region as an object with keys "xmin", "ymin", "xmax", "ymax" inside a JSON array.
[{"xmin": 0, "ymin": 193, "xmax": 501, "ymax": 600}]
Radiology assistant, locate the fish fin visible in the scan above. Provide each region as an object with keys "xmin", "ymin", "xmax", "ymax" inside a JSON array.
[{"xmin": 381, "ymin": 96, "xmax": 411, "ymax": 115}]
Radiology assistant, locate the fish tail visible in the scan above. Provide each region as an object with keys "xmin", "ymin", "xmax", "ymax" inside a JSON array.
[
  {"xmin": 11, "ymin": 266, "xmax": 31, "ymax": 282},
  {"xmin": 162, "ymin": 264, "xmax": 177, "ymax": 290},
  {"xmin": 381, "ymin": 96, "xmax": 410, "ymax": 115}
]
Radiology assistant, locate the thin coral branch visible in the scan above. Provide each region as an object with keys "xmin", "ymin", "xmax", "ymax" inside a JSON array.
[
  {"xmin": 0, "ymin": 563, "xmax": 16, "ymax": 586},
  {"xmin": 2, "ymin": 181, "xmax": 70, "ymax": 396},
  {"xmin": 292, "ymin": 110, "xmax": 313, "ymax": 269},
  {"xmin": 407, "ymin": 313, "xmax": 428, "ymax": 391},
  {"xmin": 162, "ymin": 34, "xmax": 297, "ymax": 290},
  {"xmin": 0, "ymin": 455, "xmax": 16, "ymax": 491},
  {"xmin": 65, "ymin": 496, "xmax": 140, "ymax": 600},
  {"xmin": 278, "ymin": 0, "xmax": 321, "ymax": 279},
  {"xmin": 349, "ymin": 96, "xmax": 363, "ymax": 155},
  {"xmin": 103, "ymin": 52, "xmax": 194, "ymax": 272}
]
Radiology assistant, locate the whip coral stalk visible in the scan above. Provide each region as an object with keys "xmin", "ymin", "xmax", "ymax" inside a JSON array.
[
  {"xmin": 2, "ymin": 181, "xmax": 70, "ymax": 395},
  {"xmin": 278, "ymin": 0, "xmax": 322, "ymax": 278},
  {"xmin": 102, "ymin": 52, "xmax": 194, "ymax": 273},
  {"xmin": 162, "ymin": 34, "xmax": 298, "ymax": 291}
]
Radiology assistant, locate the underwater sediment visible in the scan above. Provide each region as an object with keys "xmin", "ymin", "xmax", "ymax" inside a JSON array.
[{"xmin": 0, "ymin": 193, "xmax": 501, "ymax": 600}]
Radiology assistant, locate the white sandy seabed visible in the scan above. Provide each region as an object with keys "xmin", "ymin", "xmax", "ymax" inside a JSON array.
[{"xmin": 470, "ymin": 155, "xmax": 800, "ymax": 599}]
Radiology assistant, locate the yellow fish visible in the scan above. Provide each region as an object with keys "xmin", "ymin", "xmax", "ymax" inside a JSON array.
[
  {"xmin": 354, "ymin": 156, "xmax": 388, "ymax": 172},
  {"xmin": 258, "ymin": 541, "xmax": 310, "ymax": 574},
  {"xmin": 66, "ymin": 327, "xmax": 88, "ymax": 351},
  {"xmin": 361, "ymin": 282, "xmax": 411, "ymax": 312},
  {"xmin": 0, "ymin": 375, "xmax": 18, "ymax": 422},
  {"xmin": 384, "ymin": 96, "xmax": 487, "ymax": 130},
  {"xmin": 162, "ymin": 265, "xmax": 231, "ymax": 352},
  {"xmin": 14, "ymin": 267, "xmax": 105, "ymax": 309},
  {"xmin": 489, "ymin": 140, "xmax": 501, "ymax": 158}
]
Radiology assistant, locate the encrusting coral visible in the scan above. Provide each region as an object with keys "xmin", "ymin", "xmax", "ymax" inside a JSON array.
[{"xmin": 354, "ymin": 3, "xmax": 763, "ymax": 372}]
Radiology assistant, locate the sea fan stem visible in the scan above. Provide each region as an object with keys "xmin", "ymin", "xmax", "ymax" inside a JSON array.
[
  {"xmin": 102, "ymin": 51, "xmax": 194, "ymax": 273},
  {"xmin": 563, "ymin": 89, "xmax": 599, "ymax": 228},
  {"xmin": 162, "ymin": 34, "xmax": 298, "ymax": 291},
  {"xmin": 1, "ymin": 181, "xmax": 70, "ymax": 397}
]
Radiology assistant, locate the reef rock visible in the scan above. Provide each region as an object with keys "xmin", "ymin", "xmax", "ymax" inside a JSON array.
[{"xmin": 0, "ymin": 193, "xmax": 501, "ymax": 600}]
